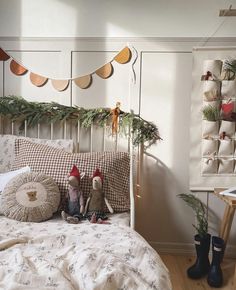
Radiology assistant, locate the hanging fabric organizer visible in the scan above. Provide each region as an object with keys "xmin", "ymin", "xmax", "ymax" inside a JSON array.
[
  {"xmin": 190, "ymin": 48, "xmax": 236, "ymax": 190},
  {"xmin": 201, "ymin": 59, "xmax": 236, "ymax": 176}
]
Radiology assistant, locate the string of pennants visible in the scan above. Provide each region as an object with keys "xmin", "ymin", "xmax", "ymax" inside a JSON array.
[{"xmin": 0, "ymin": 46, "xmax": 132, "ymax": 92}]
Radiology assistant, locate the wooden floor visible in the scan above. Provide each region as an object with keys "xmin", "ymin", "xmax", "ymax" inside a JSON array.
[{"xmin": 160, "ymin": 254, "xmax": 236, "ymax": 290}]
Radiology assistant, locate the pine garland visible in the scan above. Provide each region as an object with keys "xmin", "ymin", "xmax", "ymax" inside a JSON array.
[{"xmin": 0, "ymin": 96, "xmax": 161, "ymax": 147}]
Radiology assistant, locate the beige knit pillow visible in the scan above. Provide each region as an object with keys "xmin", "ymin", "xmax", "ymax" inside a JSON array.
[{"xmin": 1, "ymin": 172, "xmax": 60, "ymax": 222}]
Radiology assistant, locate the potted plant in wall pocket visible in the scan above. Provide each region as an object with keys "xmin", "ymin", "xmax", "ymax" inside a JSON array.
[
  {"xmin": 178, "ymin": 193, "xmax": 224, "ymax": 287},
  {"xmin": 202, "ymin": 105, "xmax": 220, "ymax": 139}
]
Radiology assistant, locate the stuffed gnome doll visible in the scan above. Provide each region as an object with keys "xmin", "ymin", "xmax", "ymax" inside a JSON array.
[
  {"xmin": 61, "ymin": 165, "xmax": 85, "ymax": 224},
  {"xmin": 84, "ymin": 168, "xmax": 114, "ymax": 223}
]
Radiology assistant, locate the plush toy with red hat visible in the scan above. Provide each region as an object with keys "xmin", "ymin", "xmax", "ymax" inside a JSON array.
[
  {"xmin": 61, "ymin": 165, "xmax": 85, "ymax": 224},
  {"xmin": 84, "ymin": 168, "xmax": 114, "ymax": 223}
]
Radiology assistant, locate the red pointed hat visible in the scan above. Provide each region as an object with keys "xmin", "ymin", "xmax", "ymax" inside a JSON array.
[
  {"xmin": 92, "ymin": 168, "xmax": 103, "ymax": 181},
  {"xmin": 70, "ymin": 165, "xmax": 80, "ymax": 180}
]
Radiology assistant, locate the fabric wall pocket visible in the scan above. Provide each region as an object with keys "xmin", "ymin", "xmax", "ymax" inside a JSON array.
[
  {"xmin": 218, "ymin": 139, "xmax": 234, "ymax": 156},
  {"xmin": 221, "ymin": 100, "xmax": 234, "ymax": 118},
  {"xmin": 221, "ymin": 80, "xmax": 236, "ymax": 98},
  {"xmin": 203, "ymin": 60, "xmax": 222, "ymax": 79},
  {"xmin": 202, "ymin": 139, "xmax": 218, "ymax": 156},
  {"xmin": 202, "ymin": 158, "xmax": 218, "ymax": 174},
  {"xmin": 221, "ymin": 59, "xmax": 236, "ymax": 80},
  {"xmin": 203, "ymin": 81, "xmax": 221, "ymax": 101},
  {"xmin": 202, "ymin": 120, "xmax": 219, "ymax": 138},
  {"xmin": 203, "ymin": 100, "xmax": 220, "ymax": 109},
  {"xmin": 218, "ymin": 158, "xmax": 234, "ymax": 174},
  {"xmin": 219, "ymin": 120, "xmax": 235, "ymax": 137}
]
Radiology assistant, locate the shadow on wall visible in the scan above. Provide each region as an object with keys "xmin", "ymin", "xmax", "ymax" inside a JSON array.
[
  {"xmin": 53, "ymin": 0, "xmax": 235, "ymax": 38},
  {"xmin": 0, "ymin": 0, "xmax": 22, "ymax": 98},
  {"xmin": 54, "ymin": 0, "xmax": 110, "ymax": 153},
  {"xmin": 134, "ymin": 50, "xmax": 196, "ymax": 246},
  {"xmin": 56, "ymin": 0, "xmax": 108, "ymax": 109},
  {"xmin": 0, "ymin": 0, "xmax": 22, "ymax": 38},
  {"xmin": 136, "ymin": 152, "xmax": 195, "ymax": 243},
  {"xmin": 208, "ymin": 205, "xmax": 221, "ymax": 235}
]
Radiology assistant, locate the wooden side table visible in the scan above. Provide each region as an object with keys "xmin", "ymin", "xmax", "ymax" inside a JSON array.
[
  {"xmin": 213, "ymin": 188, "xmax": 236, "ymax": 286},
  {"xmin": 213, "ymin": 188, "xmax": 236, "ymax": 246}
]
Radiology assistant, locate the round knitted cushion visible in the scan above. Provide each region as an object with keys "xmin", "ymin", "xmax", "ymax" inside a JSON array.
[{"xmin": 2, "ymin": 172, "xmax": 60, "ymax": 222}]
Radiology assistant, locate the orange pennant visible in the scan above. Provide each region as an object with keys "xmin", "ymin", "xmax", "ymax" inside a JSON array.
[
  {"xmin": 51, "ymin": 79, "xmax": 69, "ymax": 91},
  {"xmin": 10, "ymin": 60, "xmax": 28, "ymax": 75},
  {"xmin": 30, "ymin": 72, "xmax": 48, "ymax": 87},
  {"xmin": 114, "ymin": 47, "xmax": 131, "ymax": 64},
  {"xmin": 74, "ymin": 74, "xmax": 92, "ymax": 89},
  {"xmin": 95, "ymin": 63, "xmax": 113, "ymax": 79},
  {"xmin": 0, "ymin": 48, "xmax": 10, "ymax": 61}
]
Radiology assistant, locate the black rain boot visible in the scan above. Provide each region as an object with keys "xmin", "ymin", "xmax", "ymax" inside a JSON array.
[
  {"xmin": 207, "ymin": 236, "xmax": 224, "ymax": 288},
  {"xmin": 187, "ymin": 233, "xmax": 211, "ymax": 279}
]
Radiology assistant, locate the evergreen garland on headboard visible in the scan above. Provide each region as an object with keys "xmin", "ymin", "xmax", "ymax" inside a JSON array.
[{"xmin": 0, "ymin": 96, "xmax": 161, "ymax": 148}]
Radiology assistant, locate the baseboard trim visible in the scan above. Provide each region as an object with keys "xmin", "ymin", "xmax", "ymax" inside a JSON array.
[
  {"xmin": 149, "ymin": 241, "xmax": 236, "ymax": 259},
  {"xmin": 149, "ymin": 241, "xmax": 195, "ymax": 255}
]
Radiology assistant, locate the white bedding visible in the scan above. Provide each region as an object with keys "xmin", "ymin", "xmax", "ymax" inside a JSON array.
[
  {"xmin": 46, "ymin": 212, "xmax": 131, "ymax": 227},
  {"xmin": 0, "ymin": 215, "xmax": 172, "ymax": 290}
]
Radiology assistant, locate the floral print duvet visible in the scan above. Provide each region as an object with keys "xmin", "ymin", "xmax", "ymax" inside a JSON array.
[{"xmin": 0, "ymin": 216, "xmax": 172, "ymax": 290}]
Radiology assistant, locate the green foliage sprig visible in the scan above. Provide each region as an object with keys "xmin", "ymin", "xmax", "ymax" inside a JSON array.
[
  {"xmin": 0, "ymin": 95, "xmax": 161, "ymax": 147},
  {"xmin": 178, "ymin": 193, "xmax": 208, "ymax": 238},
  {"xmin": 202, "ymin": 105, "xmax": 221, "ymax": 121}
]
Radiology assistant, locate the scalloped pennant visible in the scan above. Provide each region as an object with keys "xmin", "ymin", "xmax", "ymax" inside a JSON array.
[
  {"xmin": 10, "ymin": 60, "xmax": 28, "ymax": 76},
  {"xmin": 1, "ymin": 46, "xmax": 132, "ymax": 91},
  {"xmin": 51, "ymin": 79, "xmax": 70, "ymax": 91},
  {"xmin": 30, "ymin": 72, "xmax": 48, "ymax": 87},
  {"xmin": 0, "ymin": 48, "xmax": 10, "ymax": 61},
  {"xmin": 114, "ymin": 47, "xmax": 131, "ymax": 64},
  {"xmin": 95, "ymin": 63, "xmax": 113, "ymax": 79},
  {"xmin": 74, "ymin": 74, "xmax": 92, "ymax": 89}
]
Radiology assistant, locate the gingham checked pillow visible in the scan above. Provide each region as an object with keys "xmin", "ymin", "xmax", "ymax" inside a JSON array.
[
  {"xmin": 0, "ymin": 134, "xmax": 74, "ymax": 173},
  {"xmin": 13, "ymin": 139, "xmax": 130, "ymax": 212}
]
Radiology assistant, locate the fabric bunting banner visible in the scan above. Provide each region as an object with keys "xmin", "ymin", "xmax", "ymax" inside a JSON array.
[{"xmin": 0, "ymin": 46, "xmax": 132, "ymax": 92}]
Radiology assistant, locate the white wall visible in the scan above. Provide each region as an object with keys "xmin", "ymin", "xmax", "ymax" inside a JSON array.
[
  {"xmin": 1, "ymin": 38, "xmax": 236, "ymax": 257},
  {"xmin": 1, "ymin": 0, "xmax": 236, "ymax": 256},
  {"xmin": 0, "ymin": 0, "xmax": 236, "ymax": 37}
]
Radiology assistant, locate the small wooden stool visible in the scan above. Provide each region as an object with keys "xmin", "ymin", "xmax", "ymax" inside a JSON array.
[{"xmin": 213, "ymin": 188, "xmax": 236, "ymax": 285}]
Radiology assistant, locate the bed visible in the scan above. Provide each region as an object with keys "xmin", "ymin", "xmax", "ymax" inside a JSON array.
[{"xmin": 0, "ymin": 97, "xmax": 172, "ymax": 290}]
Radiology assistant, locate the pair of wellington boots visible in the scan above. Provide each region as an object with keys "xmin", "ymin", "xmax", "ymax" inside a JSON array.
[{"xmin": 187, "ymin": 234, "xmax": 225, "ymax": 288}]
